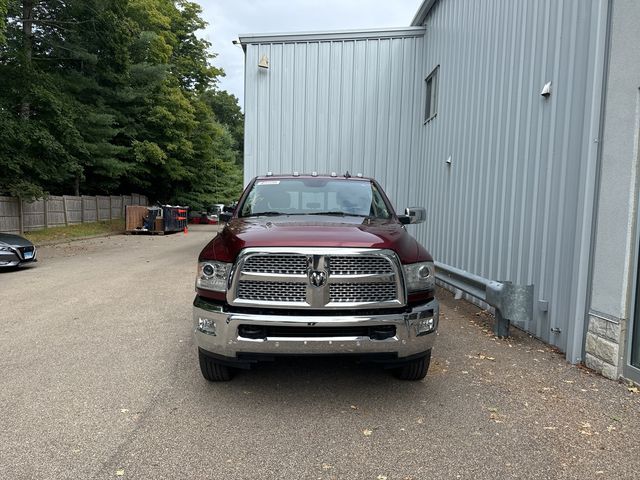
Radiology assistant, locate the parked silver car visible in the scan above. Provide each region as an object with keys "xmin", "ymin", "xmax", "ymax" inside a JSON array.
[{"xmin": 0, "ymin": 233, "xmax": 37, "ymax": 268}]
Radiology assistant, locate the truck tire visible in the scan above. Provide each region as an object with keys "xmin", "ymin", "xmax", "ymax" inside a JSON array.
[
  {"xmin": 199, "ymin": 351, "xmax": 235, "ymax": 381},
  {"xmin": 394, "ymin": 351, "xmax": 431, "ymax": 380}
]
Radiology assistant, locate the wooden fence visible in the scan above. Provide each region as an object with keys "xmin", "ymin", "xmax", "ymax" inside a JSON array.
[{"xmin": 0, "ymin": 194, "xmax": 148, "ymax": 234}]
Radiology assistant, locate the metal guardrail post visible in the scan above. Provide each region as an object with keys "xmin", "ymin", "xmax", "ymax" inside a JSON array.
[{"xmin": 435, "ymin": 261, "xmax": 534, "ymax": 337}]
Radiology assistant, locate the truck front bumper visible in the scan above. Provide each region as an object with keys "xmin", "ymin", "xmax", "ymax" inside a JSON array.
[{"xmin": 193, "ymin": 297, "xmax": 438, "ymax": 366}]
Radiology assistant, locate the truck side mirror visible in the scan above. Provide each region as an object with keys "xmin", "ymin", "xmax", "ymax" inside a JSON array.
[{"xmin": 399, "ymin": 207, "xmax": 426, "ymax": 225}]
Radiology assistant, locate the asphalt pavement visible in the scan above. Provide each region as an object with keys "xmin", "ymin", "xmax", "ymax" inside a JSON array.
[{"xmin": 1, "ymin": 225, "xmax": 638, "ymax": 480}]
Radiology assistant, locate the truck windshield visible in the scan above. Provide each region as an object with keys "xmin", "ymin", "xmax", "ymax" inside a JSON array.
[{"xmin": 239, "ymin": 178, "xmax": 393, "ymax": 219}]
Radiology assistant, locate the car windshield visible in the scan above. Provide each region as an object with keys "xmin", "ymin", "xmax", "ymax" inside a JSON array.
[{"xmin": 239, "ymin": 178, "xmax": 393, "ymax": 219}]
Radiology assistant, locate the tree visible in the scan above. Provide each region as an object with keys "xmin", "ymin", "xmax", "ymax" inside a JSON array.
[
  {"xmin": 0, "ymin": 0, "xmax": 243, "ymax": 207},
  {"xmin": 202, "ymin": 89, "xmax": 244, "ymax": 167},
  {"xmin": 0, "ymin": 0, "xmax": 7, "ymax": 45}
]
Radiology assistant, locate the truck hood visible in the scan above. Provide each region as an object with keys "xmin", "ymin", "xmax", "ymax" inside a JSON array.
[{"xmin": 200, "ymin": 215, "xmax": 432, "ymax": 264}]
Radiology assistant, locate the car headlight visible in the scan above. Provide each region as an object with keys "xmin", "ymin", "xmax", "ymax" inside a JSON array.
[
  {"xmin": 403, "ymin": 261, "xmax": 435, "ymax": 293},
  {"xmin": 196, "ymin": 261, "xmax": 231, "ymax": 292}
]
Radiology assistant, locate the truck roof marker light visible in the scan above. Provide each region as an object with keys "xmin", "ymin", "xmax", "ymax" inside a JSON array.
[
  {"xmin": 266, "ymin": 171, "xmax": 273, "ymax": 177},
  {"xmin": 330, "ymin": 172, "xmax": 337, "ymax": 177},
  {"xmin": 311, "ymin": 171, "xmax": 318, "ymax": 177}
]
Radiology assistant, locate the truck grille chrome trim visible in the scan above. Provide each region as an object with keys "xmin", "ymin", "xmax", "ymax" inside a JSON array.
[{"xmin": 228, "ymin": 247, "xmax": 406, "ymax": 310}]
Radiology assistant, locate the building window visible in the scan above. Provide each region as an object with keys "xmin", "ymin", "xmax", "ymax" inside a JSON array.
[{"xmin": 424, "ymin": 65, "xmax": 439, "ymax": 123}]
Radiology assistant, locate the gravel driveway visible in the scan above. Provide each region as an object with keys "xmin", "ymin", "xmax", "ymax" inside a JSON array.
[{"xmin": 1, "ymin": 225, "xmax": 638, "ymax": 479}]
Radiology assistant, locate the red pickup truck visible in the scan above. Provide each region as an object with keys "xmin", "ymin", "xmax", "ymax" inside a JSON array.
[{"xmin": 193, "ymin": 174, "xmax": 438, "ymax": 381}]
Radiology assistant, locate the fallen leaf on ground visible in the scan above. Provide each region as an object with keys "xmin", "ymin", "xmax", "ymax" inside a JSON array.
[
  {"xmin": 543, "ymin": 426, "xmax": 556, "ymax": 430},
  {"xmin": 350, "ymin": 405, "xmax": 358, "ymax": 410},
  {"xmin": 628, "ymin": 386, "xmax": 639, "ymax": 393},
  {"xmin": 363, "ymin": 429, "xmax": 373, "ymax": 436},
  {"xmin": 489, "ymin": 412, "xmax": 503, "ymax": 423},
  {"xmin": 120, "ymin": 409, "xmax": 129, "ymax": 413},
  {"xmin": 417, "ymin": 418, "xmax": 424, "ymax": 424},
  {"xmin": 377, "ymin": 476, "xmax": 388, "ymax": 480},
  {"xmin": 322, "ymin": 463, "xmax": 332, "ymax": 470},
  {"xmin": 580, "ymin": 423, "xmax": 593, "ymax": 435},
  {"xmin": 115, "ymin": 470, "xmax": 124, "ymax": 476}
]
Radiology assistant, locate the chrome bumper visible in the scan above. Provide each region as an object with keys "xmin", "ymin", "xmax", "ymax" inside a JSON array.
[{"xmin": 193, "ymin": 298, "xmax": 438, "ymax": 361}]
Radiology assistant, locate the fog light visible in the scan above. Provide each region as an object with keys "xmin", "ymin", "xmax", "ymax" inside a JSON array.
[
  {"xmin": 414, "ymin": 317, "xmax": 434, "ymax": 336},
  {"xmin": 198, "ymin": 317, "xmax": 216, "ymax": 335}
]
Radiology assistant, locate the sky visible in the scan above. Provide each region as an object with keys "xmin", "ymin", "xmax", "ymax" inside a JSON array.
[{"xmin": 198, "ymin": 0, "xmax": 422, "ymax": 108}]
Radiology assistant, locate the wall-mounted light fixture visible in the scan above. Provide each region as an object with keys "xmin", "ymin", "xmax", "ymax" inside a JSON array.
[
  {"xmin": 540, "ymin": 81, "xmax": 552, "ymax": 97},
  {"xmin": 258, "ymin": 54, "xmax": 269, "ymax": 69}
]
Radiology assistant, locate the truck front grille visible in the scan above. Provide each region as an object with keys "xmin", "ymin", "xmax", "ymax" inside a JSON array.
[
  {"xmin": 237, "ymin": 281, "xmax": 307, "ymax": 302},
  {"xmin": 229, "ymin": 248, "xmax": 405, "ymax": 310},
  {"xmin": 329, "ymin": 256, "xmax": 393, "ymax": 275},
  {"xmin": 329, "ymin": 283, "xmax": 397, "ymax": 303},
  {"xmin": 242, "ymin": 254, "xmax": 307, "ymax": 275}
]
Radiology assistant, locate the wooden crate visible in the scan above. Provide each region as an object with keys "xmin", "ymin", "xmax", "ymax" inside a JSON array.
[{"xmin": 125, "ymin": 205, "xmax": 149, "ymax": 231}]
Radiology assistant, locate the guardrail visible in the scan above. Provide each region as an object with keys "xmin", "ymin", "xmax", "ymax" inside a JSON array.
[{"xmin": 435, "ymin": 261, "xmax": 534, "ymax": 337}]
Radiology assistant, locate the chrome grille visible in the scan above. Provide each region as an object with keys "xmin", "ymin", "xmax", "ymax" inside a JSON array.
[
  {"xmin": 237, "ymin": 281, "xmax": 306, "ymax": 302},
  {"xmin": 230, "ymin": 248, "xmax": 405, "ymax": 309},
  {"xmin": 329, "ymin": 283, "xmax": 397, "ymax": 303},
  {"xmin": 329, "ymin": 256, "xmax": 393, "ymax": 275},
  {"xmin": 242, "ymin": 255, "xmax": 307, "ymax": 275}
]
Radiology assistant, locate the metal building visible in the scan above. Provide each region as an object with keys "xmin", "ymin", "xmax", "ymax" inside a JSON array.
[{"xmin": 240, "ymin": 0, "xmax": 640, "ymax": 384}]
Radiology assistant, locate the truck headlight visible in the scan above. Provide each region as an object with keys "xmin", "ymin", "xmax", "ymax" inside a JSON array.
[
  {"xmin": 196, "ymin": 261, "xmax": 231, "ymax": 292},
  {"xmin": 403, "ymin": 261, "xmax": 435, "ymax": 293}
]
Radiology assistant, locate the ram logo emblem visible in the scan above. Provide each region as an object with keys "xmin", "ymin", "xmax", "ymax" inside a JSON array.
[{"xmin": 309, "ymin": 270, "xmax": 328, "ymax": 287}]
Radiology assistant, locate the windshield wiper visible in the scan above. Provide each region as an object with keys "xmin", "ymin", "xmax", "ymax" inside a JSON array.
[
  {"xmin": 245, "ymin": 211, "xmax": 285, "ymax": 217},
  {"xmin": 309, "ymin": 211, "xmax": 346, "ymax": 216},
  {"xmin": 309, "ymin": 211, "xmax": 369, "ymax": 218}
]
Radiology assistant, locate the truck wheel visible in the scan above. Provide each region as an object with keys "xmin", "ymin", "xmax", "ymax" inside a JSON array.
[
  {"xmin": 394, "ymin": 351, "xmax": 431, "ymax": 381},
  {"xmin": 199, "ymin": 351, "xmax": 235, "ymax": 381}
]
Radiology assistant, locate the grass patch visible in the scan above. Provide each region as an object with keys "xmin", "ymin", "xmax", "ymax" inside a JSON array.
[{"xmin": 23, "ymin": 219, "xmax": 125, "ymax": 245}]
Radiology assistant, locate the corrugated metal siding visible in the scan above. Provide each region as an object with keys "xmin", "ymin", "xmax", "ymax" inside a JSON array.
[
  {"xmin": 241, "ymin": 0, "xmax": 609, "ymax": 360},
  {"xmin": 412, "ymin": 0, "xmax": 608, "ymax": 356},
  {"xmin": 243, "ymin": 33, "xmax": 424, "ymax": 211}
]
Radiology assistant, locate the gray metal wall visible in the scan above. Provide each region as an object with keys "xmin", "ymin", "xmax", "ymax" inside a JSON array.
[
  {"xmin": 413, "ymin": 0, "xmax": 609, "ymax": 361},
  {"xmin": 242, "ymin": 28, "xmax": 426, "ymax": 210},
  {"xmin": 241, "ymin": 0, "xmax": 611, "ymax": 361}
]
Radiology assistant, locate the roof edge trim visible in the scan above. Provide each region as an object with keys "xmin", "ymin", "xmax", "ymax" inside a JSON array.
[
  {"xmin": 239, "ymin": 26, "xmax": 426, "ymax": 46},
  {"xmin": 410, "ymin": 0, "xmax": 439, "ymax": 26}
]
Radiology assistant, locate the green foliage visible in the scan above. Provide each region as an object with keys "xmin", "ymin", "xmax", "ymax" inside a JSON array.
[
  {"xmin": 0, "ymin": 0, "xmax": 243, "ymax": 209},
  {"xmin": 0, "ymin": 0, "xmax": 7, "ymax": 45}
]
